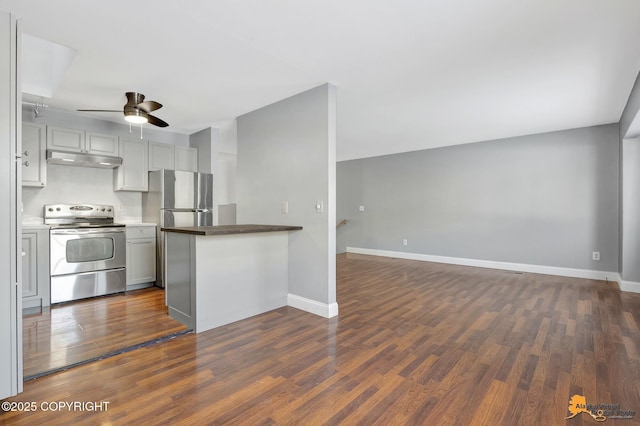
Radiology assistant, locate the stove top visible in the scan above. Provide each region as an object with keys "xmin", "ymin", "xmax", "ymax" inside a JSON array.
[
  {"xmin": 44, "ymin": 204, "xmax": 122, "ymax": 228},
  {"xmin": 49, "ymin": 222, "xmax": 126, "ymax": 229}
]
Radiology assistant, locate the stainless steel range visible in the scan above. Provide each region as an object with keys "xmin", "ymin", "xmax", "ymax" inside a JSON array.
[{"xmin": 45, "ymin": 204, "xmax": 126, "ymax": 304}]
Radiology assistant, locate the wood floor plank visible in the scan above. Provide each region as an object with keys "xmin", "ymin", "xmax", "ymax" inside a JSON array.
[
  {"xmin": 3, "ymin": 253, "xmax": 640, "ymax": 425},
  {"xmin": 22, "ymin": 287, "xmax": 187, "ymax": 377}
]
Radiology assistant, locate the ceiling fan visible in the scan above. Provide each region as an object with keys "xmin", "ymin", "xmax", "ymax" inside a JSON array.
[{"xmin": 77, "ymin": 92, "xmax": 169, "ymax": 127}]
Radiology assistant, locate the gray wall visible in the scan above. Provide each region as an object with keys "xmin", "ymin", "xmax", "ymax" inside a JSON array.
[
  {"xmin": 189, "ymin": 127, "xmax": 212, "ymax": 173},
  {"xmin": 337, "ymin": 124, "xmax": 620, "ymax": 272},
  {"xmin": 236, "ymin": 84, "xmax": 336, "ymax": 306}
]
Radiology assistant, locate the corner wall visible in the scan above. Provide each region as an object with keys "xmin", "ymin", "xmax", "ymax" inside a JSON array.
[
  {"xmin": 619, "ymin": 70, "xmax": 640, "ymax": 290},
  {"xmin": 622, "ymin": 138, "xmax": 640, "ymax": 284},
  {"xmin": 236, "ymin": 84, "xmax": 337, "ymax": 317},
  {"xmin": 338, "ymin": 124, "xmax": 620, "ymax": 275}
]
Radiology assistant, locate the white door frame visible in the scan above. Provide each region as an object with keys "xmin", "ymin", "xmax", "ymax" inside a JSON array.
[{"xmin": 0, "ymin": 10, "xmax": 23, "ymax": 399}]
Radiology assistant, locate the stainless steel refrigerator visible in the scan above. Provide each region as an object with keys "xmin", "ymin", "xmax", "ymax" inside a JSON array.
[{"xmin": 142, "ymin": 169, "xmax": 214, "ymax": 288}]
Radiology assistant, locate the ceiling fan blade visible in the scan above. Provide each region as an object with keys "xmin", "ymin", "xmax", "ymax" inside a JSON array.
[
  {"xmin": 77, "ymin": 109, "xmax": 121, "ymax": 112},
  {"xmin": 136, "ymin": 100, "xmax": 162, "ymax": 113},
  {"xmin": 147, "ymin": 114, "xmax": 169, "ymax": 127}
]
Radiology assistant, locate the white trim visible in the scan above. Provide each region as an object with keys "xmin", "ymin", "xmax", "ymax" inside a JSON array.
[
  {"xmin": 346, "ymin": 247, "xmax": 621, "ymax": 282},
  {"xmin": 620, "ymin": 280, "xmax": 640, "ymax": 293},
  {"xmin": 288, "ymin": 293, "xmax": 339, "ymax": 318}
]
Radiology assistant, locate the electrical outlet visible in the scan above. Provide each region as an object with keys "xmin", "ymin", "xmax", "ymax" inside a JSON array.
[
  {"xmin": 359, "ymin": 205, "xmax": 365, "ymax": 212},
  {"xmin": 402, "ymin": 239, "xmax": 408, "ymax": 246},
  {"xmin": 592, "ymin": 251, "xmax": 600, "ymax": 261},
  {"xmin": 118, "ymin": 204, "xmax": 125, "ymax": 212}
]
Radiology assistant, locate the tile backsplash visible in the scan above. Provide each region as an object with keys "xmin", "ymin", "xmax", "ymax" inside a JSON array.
[{"xmin": 22, "ymin": 164, "xmax": 142, "ymax": 222}]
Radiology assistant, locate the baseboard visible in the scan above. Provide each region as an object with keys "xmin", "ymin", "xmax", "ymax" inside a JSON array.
[
  {"xmin": 346, "ymin": 247, "xmax": 621, "ymax": 283},
  {"xmin": 126, "ymin": 282, "xmax": 154, "ymax": 291},
  {"xmin": 288, "ymin": 294, "xmax": 339, "ymax": 318},
  {"xmin": 620, "ymin": 280, "xmax": 640, "ymax": 293}
]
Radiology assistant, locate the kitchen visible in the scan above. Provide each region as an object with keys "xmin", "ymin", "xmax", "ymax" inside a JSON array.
[
  {"xmin": 16, "ymin": 81, "xmax": 337, "ymax": 381},
  {"xmin": 20, "ymin": 102, "xmax": 239, "ymax": 377}
]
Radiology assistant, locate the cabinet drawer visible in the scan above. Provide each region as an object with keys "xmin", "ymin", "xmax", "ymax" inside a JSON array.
[{"xmin": 126, "ymin": 226, "xmax": 156, "ymax": 239}]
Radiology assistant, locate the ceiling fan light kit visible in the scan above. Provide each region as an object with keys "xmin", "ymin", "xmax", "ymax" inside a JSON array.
[{"xmin": 124, "ymin": 109, "xmax": 148, "ymax": 124}]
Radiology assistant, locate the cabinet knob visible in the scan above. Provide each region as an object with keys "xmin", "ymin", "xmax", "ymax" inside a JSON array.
[
  {"xmin": 127, "ymin": 240, "xmax": 131, "ymax": 243},
  {"xmin": 22, "ymin": 150, "xmax": 29, "ymax": 156},
  {"xmin": 23, "ymin": 161, "xmax": 29, "ymax": 167},
  {"xmin": 21, "ymin": 251, "xmax": 26, "ymax": 256}
]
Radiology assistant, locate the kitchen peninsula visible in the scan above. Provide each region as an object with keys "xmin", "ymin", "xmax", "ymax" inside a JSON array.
[{"xmin": 162, "ymin": 224, "xmax": 302, "ymax": 332}]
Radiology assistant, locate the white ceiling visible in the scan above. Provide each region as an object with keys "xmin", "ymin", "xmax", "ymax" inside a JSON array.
[{"xmin": 1, "ymin": 0, "xmax": 640, "ymax": 161}]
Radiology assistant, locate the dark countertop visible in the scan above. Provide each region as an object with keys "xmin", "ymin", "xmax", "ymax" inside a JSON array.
[{"xmin": 161, "ymin": 224, "xmax": 303, "ymax": 236}]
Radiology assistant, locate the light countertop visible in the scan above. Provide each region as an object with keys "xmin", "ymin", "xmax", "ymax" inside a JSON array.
[{"xmin": 21, "ymin": 224, "xmax": 50, "ymax": 230}]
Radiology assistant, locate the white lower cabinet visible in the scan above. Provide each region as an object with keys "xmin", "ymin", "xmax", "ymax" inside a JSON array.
[
  {"xmin": 126, "ymin": 226, "xmax": 156, "ymax": 289},
  {"xmin": 22, "ymin": 228, "xmax": 50, "ymax": 310}
]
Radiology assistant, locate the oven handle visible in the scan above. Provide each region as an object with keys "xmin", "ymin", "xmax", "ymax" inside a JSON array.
[{"xmin": 51, "ymin": 228, "xmax": 125, "ymax": 235}]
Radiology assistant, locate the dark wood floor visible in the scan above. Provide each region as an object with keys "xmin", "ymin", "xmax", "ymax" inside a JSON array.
[
  {"xmin": 3, "ymin": 253, "xmax": 640, "ymax": 425},
  {"xmin": 23, "ymin": 287, "xmax": 187, "ymax": 377}
]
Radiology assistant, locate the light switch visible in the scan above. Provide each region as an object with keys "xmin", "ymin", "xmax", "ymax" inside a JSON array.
[
  {"xmin": 315, "ymin": 200, "xmax": 324, "ymax": 213},
  {"xmin": 281, "ymin": 201, "xmax": 289, "ymax": 214}
]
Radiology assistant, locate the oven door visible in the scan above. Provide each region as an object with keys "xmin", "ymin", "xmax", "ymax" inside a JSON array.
[{"xmin": 50, "ymin": 227, "xmax": 126, "ymax": 276}]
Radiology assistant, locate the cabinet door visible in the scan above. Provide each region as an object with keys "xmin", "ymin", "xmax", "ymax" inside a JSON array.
[
  {"xmin": 114, "ymin": 138, "xmax": 148, "ymax": 191},
  {"xmin": 86, "ymin": 132, "xmax": 119, "ymax": 156},
  {"xmin": 47, "ymin": 126, "xmax": 84, "ymax": 152},
  {"xmin": 21, "ymin": 123, "xmax": 46, "ymax": 187},
  {"xmin": 148, "ymin": 142, "xmax": 174, "ymax": 171},
  {"xmin": 21, "ymin": 233, "xmax": 37, "ymax": 298},
  {"xmin": 126, "ymin": 237, "xmax": 157, "ymax": 285},
  {"xmin": 175, "ymin": 146, "xmax": 198, "ymax": 172}
]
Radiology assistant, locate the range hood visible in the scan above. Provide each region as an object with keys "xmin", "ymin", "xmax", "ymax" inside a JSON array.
[{"xmin": 46, "ymin": 149, "xmax": 123, "ymax": 169}]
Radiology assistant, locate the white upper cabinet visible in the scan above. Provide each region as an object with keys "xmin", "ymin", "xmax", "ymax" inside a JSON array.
[
  {"xmin": 148, "ymin": 141, "xmax": 174, "ymax": 171},
  {"xmin": 47, "ymin": 126, "xmax": 83, "ymax": 151},
  {"xmin": 47, "ymin": 126, "xmax": 119, "ymax": 156},
  {"xmin": 175, "ymin": 146, "xmax": 198, "ymax": 172},
  {"xmin": 149, "ymin": 142, "xmax": 198, "ymax": 172},
  {"xmin": 114, "ymin": 138, "xmax": 148, "ymax": 191},
  {"xmin": 21, "ymin": 122, "xmax": 46, "ymax": 187},
  {"xmin": 85, "ymin": 132, "xmax": 119, "ymax": 156}
]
